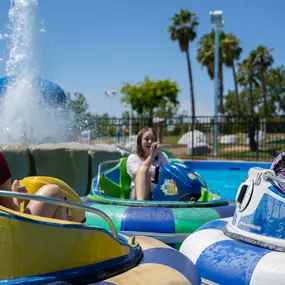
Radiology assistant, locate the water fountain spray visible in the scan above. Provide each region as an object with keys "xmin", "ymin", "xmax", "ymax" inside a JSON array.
[{"xmin": 0, "ymin": 0, "xmax": 74, "ymax": 145}]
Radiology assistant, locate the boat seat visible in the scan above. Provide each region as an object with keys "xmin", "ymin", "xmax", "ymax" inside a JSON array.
[{"xmin": 99, "ymin": 157, "xmax": 132, "ymax": 199}]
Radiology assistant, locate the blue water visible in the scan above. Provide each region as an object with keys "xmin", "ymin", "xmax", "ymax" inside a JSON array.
[
  {"xmin": 195, "ymin": 169, "xmax": 248, "ymax": 199},
  {"xmin": 185, "ymin": 161, "xmax": 272, "ymax": 200}
]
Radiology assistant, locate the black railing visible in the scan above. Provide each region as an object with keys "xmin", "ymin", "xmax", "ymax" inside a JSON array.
[{"xmin": 78, "ymin": 115, "xmax": 285, "ymax": 162}]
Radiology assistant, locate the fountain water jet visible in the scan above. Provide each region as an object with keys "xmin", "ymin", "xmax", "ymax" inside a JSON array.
[{"xmin": 0, "ymin": 0, "xmax": 74, "ymax": 145}]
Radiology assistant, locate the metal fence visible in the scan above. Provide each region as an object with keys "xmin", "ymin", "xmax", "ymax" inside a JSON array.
[{"xmin": 79, "ymin": 115, "xmax": 285, "ymax": 162}]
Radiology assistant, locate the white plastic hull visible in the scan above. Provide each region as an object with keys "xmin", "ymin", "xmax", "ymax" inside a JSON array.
[{"xmin": 180, "ymin": 218, "xmax": 285, "ymax": 285}]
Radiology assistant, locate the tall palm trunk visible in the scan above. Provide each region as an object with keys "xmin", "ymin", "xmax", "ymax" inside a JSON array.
[
  {"xmin": 148, "ymin": 109, "xmax": 153, "ymax": 127},
  {"xmin": 218, "ymin": 60, "xmax": 224, "ymax": 114},
  {"xmin": 248, "ymin": 82, "xmax": 257, "ymax": 152},
  {"xmin": 260, "ymin": 71, "xmax": 268, "ymax": 117},
  {"xmin": 232, "ymin": 61, "xmax": 241, "ymax": 115},
  {"xmin": 249, "ymin": 82, "xmax": 254, "ymax": 116},
  {"xmin": 186, "ymin": 50, "xmax": 195, "ymax": 130}
]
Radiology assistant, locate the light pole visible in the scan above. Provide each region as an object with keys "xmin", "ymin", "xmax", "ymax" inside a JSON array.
[
  {"xmin": 129, "ymin": 105, "xmax": 132, "ymax": 141},
  {"xmin": 104, "ymin": 89, "xmax": 132, "ymax": 142},
  {"xmin": 104, "ymin": 89, "xmax": 118, "ymax": 117},
  {"xmin": 210, "ymin": 10, "xmax": 224, "ymax": 157}
]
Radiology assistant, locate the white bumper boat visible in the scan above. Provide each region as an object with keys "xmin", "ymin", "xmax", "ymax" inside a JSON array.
[{"xmin": 180, "ymin": 167, "xmax": 285, "ymax": 285}]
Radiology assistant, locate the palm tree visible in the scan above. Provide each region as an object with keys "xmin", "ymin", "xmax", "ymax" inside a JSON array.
[
  {"xmin": 222, "ymin": 34, "xmax": 243, "ymax": 115},
  {"xmin": 197, "ymin": 31, "xmax": 226, "ymax": 114},
  {"xmin": 237, "ymin": 57, "xmax": 258, "ymax": 116},
  {"xmin": 197, "ymin": 32, "xmax": 215, "ymax": 79},
  {"xmin": 169, "ymin": 9, "xmax": 199, "ymax": 122},
  {"xmin": 250, "ymin": 45, "xmax": 274, "ymax": 117},
  {"xmin": 237, "ymin": 57, "xmax": 260, "ymax": 152}
]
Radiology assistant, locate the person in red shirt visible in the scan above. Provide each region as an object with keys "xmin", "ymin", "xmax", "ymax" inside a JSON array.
[{"xmin": 0, "ymin": 152, "xmax": 67, "ymax": 220}]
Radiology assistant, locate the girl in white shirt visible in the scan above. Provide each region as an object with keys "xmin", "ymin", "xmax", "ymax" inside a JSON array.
[{"xmin": 127, "ymin": 127, "xmax": 169, "ymax": 200}]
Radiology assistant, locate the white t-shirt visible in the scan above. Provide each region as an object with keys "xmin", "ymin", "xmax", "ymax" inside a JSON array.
[{"xmin": 127, "ymin": 152, "xmax": 170, "ymax": 182}]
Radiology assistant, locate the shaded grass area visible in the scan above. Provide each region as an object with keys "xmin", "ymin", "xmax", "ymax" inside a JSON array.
[
  {"xmin": 87, "ymin": 134, "xmax": 281, "ymax": 162},
  {"xmin": 162, "ymin": 135, "xmax": 181, "ymax": 144},
  {"xmin": 265, "ymin": 140, "xmax": 285, "ymax": 145},
  {"xmin": 162, "ymin": 139, "xmax": 278, "ymax": 162}
]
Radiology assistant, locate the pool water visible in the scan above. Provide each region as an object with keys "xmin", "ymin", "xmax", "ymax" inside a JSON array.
[
  {"xmin": 195, "ymin": 169, "xmax": 247, "ymax": 199},
  {"xmin": 185, "ymin": 161, "xmax": 272, "ymax": 200}
]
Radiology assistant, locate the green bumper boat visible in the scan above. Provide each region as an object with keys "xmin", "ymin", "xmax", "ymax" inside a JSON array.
[{"xmin": 84, "ymin": 157, "xmax": 235, "ymax": 248}]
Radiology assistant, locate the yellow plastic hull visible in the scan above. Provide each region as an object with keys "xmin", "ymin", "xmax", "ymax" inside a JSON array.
[
  {"xmin": 0, "ymin": 176, "xmax": 201, "ymax": 285},
  {"xmin": 0, "ymin": 198, "xmax": 200, "ymax": 284},
  {"xmin": 0, "ymin": 205, "xmax": 141, "ymax": 283}
]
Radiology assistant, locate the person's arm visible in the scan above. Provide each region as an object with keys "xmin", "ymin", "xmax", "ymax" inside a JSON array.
[
  {"xmin": 0, "ymin": 152, "xmax": 20, "ymax": 211},
  {"xmin": 147, "ymin": 151, "xmax": 170, "ymax": 181},
  {"xmin": 127, "ymin": 144, "xmax": 161, "ymax": 181},
  {"xmin": 147, "ymin": 145, "xmax": 170, "ymax": 178},
  {"xmin": 143, "ymin": 142, "xmax": 160, "ymax": 178},
  {"xmin": 127, "ymin": 154, "xmax": 143, "ymax": 180},
  {"xmin": 0, "ymin": 178, "xmax": 19, "ymax": 211},
  {"xmin": 134, "ymin": 143, "xmax": 160, "ymax": 200}
]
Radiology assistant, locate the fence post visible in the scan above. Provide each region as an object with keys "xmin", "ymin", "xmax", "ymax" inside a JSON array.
[
  {"xmin": 191, "ymin": 116, "xmax": 194, "ymax": 159},
  {"xmin": 256, "ymin": 115, "xmax": 259, "ymax": 161}
]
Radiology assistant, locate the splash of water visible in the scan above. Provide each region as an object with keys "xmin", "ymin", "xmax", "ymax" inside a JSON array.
[{"xmin": 0, "ymin": 0, "xmax": 74, "ymax": 145}]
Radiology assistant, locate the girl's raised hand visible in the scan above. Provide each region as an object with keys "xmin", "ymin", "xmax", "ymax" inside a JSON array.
[{"xmin": 150, "ymin": 142, "xmax": 160, "ymax": 159}]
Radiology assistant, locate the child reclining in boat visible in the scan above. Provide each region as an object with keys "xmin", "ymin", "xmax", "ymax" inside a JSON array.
[
  {"xmin": 0, "ymin": 151, "xmax": 68, "ymax": 220},
  {"xmin": 127, "ymin": 127, "xmax": 169, "ymax": 200}
]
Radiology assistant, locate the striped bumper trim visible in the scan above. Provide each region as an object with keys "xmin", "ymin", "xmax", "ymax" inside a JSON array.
[{"xmin": 142, "ymin": 247, "xmax": 200, "ymax": 284}]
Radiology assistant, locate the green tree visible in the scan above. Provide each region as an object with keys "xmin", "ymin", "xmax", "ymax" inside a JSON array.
[
  {"xmin": 197, "ymin": 31, "xmax": 226, "ymax": 114},
  {"xmin": 197, "ymin": 32, "xmax": 215, "ymax": 80},
  {"xmin": 67, "ymin": 93, "xmax": 93, "ymax": 130},
  {"xmin": 222, "ymin": 34, "xmax": 243, "ymax": 115},
  {"xmin": 237, "ymin": 57, "xmax": 259, "ymax": 116},
  {"xmin": 121, "ymin": 110, "xmax": 131, "ymax": 127},
  {"xmin": 120, "ymin": 77, "xmax": 180, "ymax": 125},
  {"xmin": 155, "ymin": 98, "xmax": 179, "ymax": 118},
  {"xmin": 265, "ymin": 66, "xmax": 285, "ymax": 114},
  {"xmin": 121, "ymin": 110, "xmax": 130, "ymax": 120},
  {"xmin": 168, "ymin": 9, "xmax": 198, "ymax": 121},
  {"xmin": 224, "ymin": 89, "xmax": 251, "ymax": 116},
  {"xmin": 67, "ymin": 92, "xmax": 89, "ymax": 117},
  {"xmin": 250, "ymin": 45, "xmax": 274, "ymax": 117},
  {"xmin": 101, "ymin": 113, "xmax": 109, "ymax": 119}
]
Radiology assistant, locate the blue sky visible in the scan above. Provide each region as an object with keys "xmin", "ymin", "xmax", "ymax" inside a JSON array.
[{"xmin": 0, "ymin": 0, "xmax": 283, "ymax": 117}]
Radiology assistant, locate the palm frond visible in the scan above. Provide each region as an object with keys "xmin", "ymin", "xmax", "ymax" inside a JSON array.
[{"xmin": 168, "ymin": 9, "xmax": 199, "ymax": 52}]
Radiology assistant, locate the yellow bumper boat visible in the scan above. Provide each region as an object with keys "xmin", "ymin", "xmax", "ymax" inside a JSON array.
[{"xmin": 0, "ymin": 177, "xmax": 201, "ymax": 285}]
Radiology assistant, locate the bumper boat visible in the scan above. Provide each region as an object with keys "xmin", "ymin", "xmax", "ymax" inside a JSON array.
[
  {"xmin": 180, "ymin": 167, "xmax": 285, "ymax": 285},
  {"xmin": 85, "ymin": 158, "xmax": 235, "ymax": 248},
  {"xmin": 0, "ymin": 180, "xmax": 201, "ymax": 285}
]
